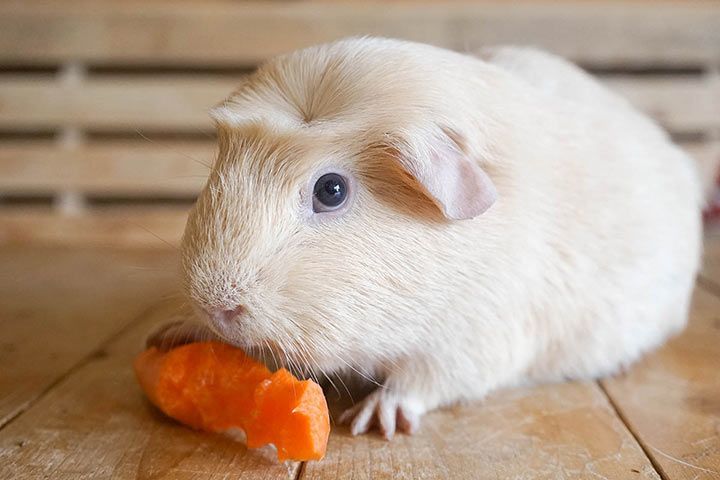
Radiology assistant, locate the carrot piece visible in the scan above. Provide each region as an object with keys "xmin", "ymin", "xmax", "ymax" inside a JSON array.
[{"xmin": 133, "ymin": 341, "xmax": 330, "ymax": 461}]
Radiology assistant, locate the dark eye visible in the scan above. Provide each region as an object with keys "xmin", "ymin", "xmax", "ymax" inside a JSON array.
[{"xmin": 313, "ymin": 173, "xmax": 348, "ymax": 212}]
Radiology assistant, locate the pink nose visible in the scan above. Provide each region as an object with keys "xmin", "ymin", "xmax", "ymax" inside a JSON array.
[{"xmin": 207, "ymin": 305, "xmax": 245, "ymax": 325}]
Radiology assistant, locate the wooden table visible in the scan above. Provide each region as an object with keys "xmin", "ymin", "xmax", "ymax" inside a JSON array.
[{"xmin": 1, "ymin": 231, "xmax": 719, "ymax": 479}]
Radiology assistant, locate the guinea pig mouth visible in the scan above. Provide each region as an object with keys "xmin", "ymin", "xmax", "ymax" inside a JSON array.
[
  {"xmin": 203, "ymin": 305, "xmax": 246, "ymax": 326},
  {"xmin": 198, "ymin": 307, "xmax": 249, "ymax": 343},
  {"xmin": 202, "ymin": 313, "xmax": 280, "ymax": 356},
  {"xmin": 204, "ymin": 317, "xmax": 246, "ymax": 341}
]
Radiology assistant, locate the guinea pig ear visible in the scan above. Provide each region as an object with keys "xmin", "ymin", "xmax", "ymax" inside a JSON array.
[{"xmin": 389, "ymin": 127, "xmax": 497, "ymax": 220}]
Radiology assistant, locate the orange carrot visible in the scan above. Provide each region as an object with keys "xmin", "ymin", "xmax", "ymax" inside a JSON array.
[{"xmin": 134, "ymin": 341, "xmax": 330, "ymax": 461}]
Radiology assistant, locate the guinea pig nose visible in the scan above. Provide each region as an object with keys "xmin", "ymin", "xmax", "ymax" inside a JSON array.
[{"xmin": 208, "ymin": 305, "xmax": 246, "ymax": 325}]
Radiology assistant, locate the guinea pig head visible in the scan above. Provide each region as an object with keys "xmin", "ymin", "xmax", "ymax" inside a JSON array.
[{"xmin": 180, "ymin": 38, "xmax": 499, "ymax": 373}]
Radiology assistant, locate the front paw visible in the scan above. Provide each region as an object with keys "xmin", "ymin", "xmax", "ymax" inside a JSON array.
[
  {"xmin": 338, "ymin": 388, "xmax": 424, "ymax": 439},
  {"xmin": 145, "ymin": 319, "xmax": 217, "ymax": 351}
]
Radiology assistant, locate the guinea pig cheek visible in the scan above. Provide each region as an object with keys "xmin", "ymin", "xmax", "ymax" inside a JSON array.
[{"xmin": 300, "ymin": 166, "xmax": 357, "ymax": 225}]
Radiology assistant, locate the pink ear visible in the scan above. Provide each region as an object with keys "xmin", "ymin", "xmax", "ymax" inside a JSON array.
[{"xmin": 395, "ymin": 131, "xmax": 497, "ymax": 220}]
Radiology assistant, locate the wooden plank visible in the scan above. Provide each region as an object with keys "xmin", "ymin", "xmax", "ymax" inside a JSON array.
[
  {"xmin": 0, "ymin": 141, "xmax": 714, "ymax": 198},
  {"xmin": 0, "ymin": 254, "xmax": 300, "ymax": 480},
  {"xmin": 0, "ymin": 142, "xmax": 714, "ymax": 250},
  {"xmin": 0, "ymin": 75, "xmax": 715, "ymax": 133},
  {"xmin": 0, "ymin": 1, "xmax": 718, "ymax": 67},
  {"xmin": 603, "ymin": 76, "xmax": 720, "ymax": 134},
  {"xmin": 0, "ymin": 207, "xmax": 190, "ymax": 248},
  {"xmin": 701, "ymin": 225, "xmax": 720, "ymax": 295},
  {"xmin": 0, "ymin": 76, "xmax": 238, "ymax": 131},
  {"xmin": 0, "ymin": 141, "xmax": 212, "ymax": 195},
  {"xmin": 0, "ymin": 247, "xmax": 178, "ymax": 429},
  {"xmin": 601, "ymin": 286, "xmax": 720, "ymax": 479},
  {"xmin": 303, "ymin": 381, "xmax": 659, "ymax": 479}
]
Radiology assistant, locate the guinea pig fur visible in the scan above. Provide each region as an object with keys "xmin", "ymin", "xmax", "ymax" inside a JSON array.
[{"xmin": 150, "ymin": 37, "xmax": 703, "ymax": 439}]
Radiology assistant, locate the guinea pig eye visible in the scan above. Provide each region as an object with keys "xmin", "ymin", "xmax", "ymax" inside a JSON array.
[{"xmin": 312, "ymin": 173, "xmax": 348, "ymax": 212}]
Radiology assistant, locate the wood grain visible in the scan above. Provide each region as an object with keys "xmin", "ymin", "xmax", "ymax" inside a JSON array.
[
  {"xmin": 0, "ymin": 75, "xmax": 715, "ymax": 133},
  {"xmin": 5, "ymin": 238, "xmax": 719, "ymax": 477},
  {"xmin": 0, "ymin": 141, "xmax": 714, "ymax": 199},
  {"xmin": 603, "ymin": 76, "xmax": 720, "ymax": 134},
  {"xmin": 702, "ymin": 225, "xmax": 720, "ymax": 290},
  {"xmin": 0, "ymin": 295, "xmax": 300, "ymax": 480},
  {"xmin": 0, "ymin": 207, "xmax": 190, "ymax": 248},
  {"xmin": 303, "ymin": 382, "xmax": 659, "ymax": 479},
  {"xmin": 0, "ymin": 142, "xmax": 715, "ymax": 249},
  {"xmin": 0, "ymin": 141, "xmax": 212, "ymax": 195},
  {"xmin": 0, "ymin": 76, "xmax": 238, "ymax": 131},
  {"xmin": 0, "ymin": 1, "xmax": 718, "ymax": 66},
  {"xmin": 601, "ymin": 286, "xmax": 720, "ymax": 480},
  {"xmin": 0, "ymin": 248, "xmax": 659, "ymax": 479},
  {"xmin": 0, "ymin": 247, "xmax": 178, "ymax": 429},
  {"xmin": 0, "ymin": 1, "xmax": 716, "ymax": 476}
]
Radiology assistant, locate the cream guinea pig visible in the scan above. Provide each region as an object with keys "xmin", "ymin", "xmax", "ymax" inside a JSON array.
[{"xmin": 148, "ymin": 37, "xmax": 704, "ymax": 438}]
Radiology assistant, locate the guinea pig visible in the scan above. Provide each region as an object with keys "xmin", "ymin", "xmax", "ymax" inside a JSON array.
[{"xmin": 147, "ymin": 37, "xmax": 704, "ymax": 439}]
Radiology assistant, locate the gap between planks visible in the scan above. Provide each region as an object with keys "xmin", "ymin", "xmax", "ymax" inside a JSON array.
[
  {"xmin": 0, "ymin": 300, "xmax": 167, "ymax": 433},
  {"xmin": 0, "ymin": 290, "xmax": 301, "ymax": 480},
  {"xmin": 599, "ymin": 281, "xmax": 720, "ymax": 480},
  {"xmin": 597, "ymin": 271, "xmax": 720, "ymax": 480},
  {"xmin": 597, "ymin": 382, "xmax": 668, "ymax": 480},
  {"xmin": 3, "ymin": 241, "xmax": 718, "ymax": 478},
  {"xmin": 697, "ymin": 276, "xmax": 720, "ymax": 301}
]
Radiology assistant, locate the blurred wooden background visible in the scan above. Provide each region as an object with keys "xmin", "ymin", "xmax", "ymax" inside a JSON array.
[
  {"xmin": 0, "ymin": 0, "xmax": 719, "ymax": 248},
  {"xmin": 1, "ymin": 3, "xmax": 720, "ymax": 478}
]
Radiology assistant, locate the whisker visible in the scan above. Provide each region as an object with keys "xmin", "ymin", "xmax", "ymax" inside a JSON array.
[
  {"xmin": 192, "ymin": 125, "xmax": 217, "ymax": 141},
  {"xmin": 123, "ymin": 221, "xmax": 179, "ymax": 250},
  {"xmin": 135, "ymin": 128, "xmax": 213, "ymax": 170},
  {"xmin": 296, "ymin": 342, "xmax": 350, "ymax": 402},
  {"xmin": 264, "ymin": 339, "xmax": 281, "ymax": 372}
]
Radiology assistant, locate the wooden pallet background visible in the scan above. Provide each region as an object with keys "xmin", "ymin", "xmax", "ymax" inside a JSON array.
[
  {"xmin": 0, "ymin": 0, "xmax": 719, "ymax": 247},
  {"xmin": 2, "ymin": 3, "xmax": 720, "ymax": 477}
]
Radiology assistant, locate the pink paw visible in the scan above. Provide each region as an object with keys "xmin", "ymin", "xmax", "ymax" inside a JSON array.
[{"xmin": 338, "ymin": 389, "xmax": 423, "ymax": 439}]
